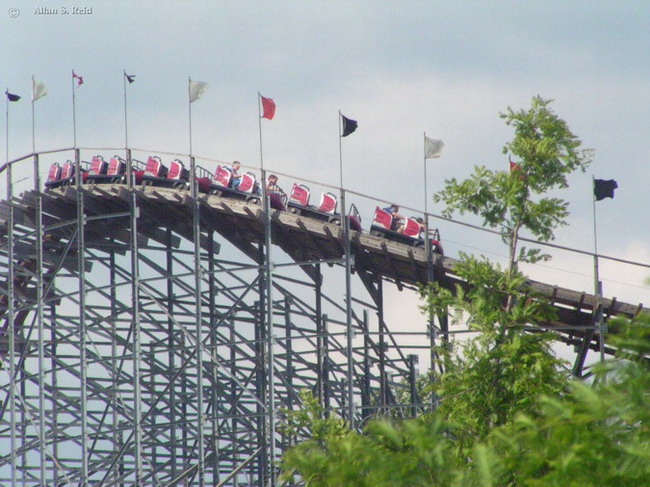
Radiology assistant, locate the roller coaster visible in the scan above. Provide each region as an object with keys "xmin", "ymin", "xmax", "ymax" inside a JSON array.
[{"xmin": 0, "ymin": 148, "xmax": 646, "ymax": 486}]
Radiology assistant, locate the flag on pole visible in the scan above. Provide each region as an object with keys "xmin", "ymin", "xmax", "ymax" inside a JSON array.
[
  {"xmin": 341, "ymin": 114, "xmax": 357, "ymax": 137},
  {"xmin": 508, "ymin": 157, "xmax": 526, "ymax": 180},
  {"xmin": 72, "ymin": 71, "xmax": 84, "ymax": 86},
  {"xmin": 125, "ymin": 72, "xmax": 136, "ymax": 84},
  {"xmin": 424, "ymin": 136, "xmax": 444, "ymax": 159},
  {"xmin": 32, "ymin": 79, "xmax": 47, "ymax": 102},
  {"xmin": 594, "ymin": 179, "xmax": 618, "ymax": 201},
  {"xmin": 260, "ymin": 95, "xmax": 276, "ymax": 120},
  {"xmin": 189, "ymin": 79, "xmax": 208, "ymax": 103},
  {"xmin": 5, "ymin": 90, "xmax": 20, "ymax": 102},
  {"xmin": 509, "ymin": 159, "xmax": 522, "ymax": 172}
]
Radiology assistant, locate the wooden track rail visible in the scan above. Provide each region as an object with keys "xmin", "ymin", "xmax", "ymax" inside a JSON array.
[{"xmin": 2, "ymin": 183, "xmax": 646, "ymax": 360}]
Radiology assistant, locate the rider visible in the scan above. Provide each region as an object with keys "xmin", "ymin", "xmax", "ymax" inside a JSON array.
[
  {"xmin": 254, "ymin": 173, "xmax": 283, "ymax": 197},
  {"xmin": 413, "ymin": 216, "xmax": 426, "ymax": 237},
  {"xmin": 383, "ymin": 204, "xmax": 405, "ymax": 232},
  {"xmin": 266, "ymin": 174, "xmax": 282, "ymax": 194},
  {"xmin": 383, "ymin": 203, "xmax": 405, "ymax": 233},
  {"xmin": 224, "ymin": 160, "xmax": 242, "ymax": 190}
]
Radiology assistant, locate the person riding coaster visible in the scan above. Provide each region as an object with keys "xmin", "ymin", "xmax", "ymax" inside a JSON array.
[
  {"xmin": 223, "ymin": 160, "xmax": 242, "ymax": 190},
  {"xmin": 370, "ymin": 206, "xmax": 442, "ymax": 253},
  {"xmin": 382, "ymin": 204, "xmax": 406, "ymax": 233},
  {"xmin": 210, "ymin": 163, "xmax": 258, "ymax": 201},
  {"xmin": 258, "ymin": 174, "xmax": 288, "ymax": 210}
]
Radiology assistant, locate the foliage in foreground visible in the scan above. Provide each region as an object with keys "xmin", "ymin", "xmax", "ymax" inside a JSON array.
[
  {"xmin": 280, "ymin": 315, "xmax": 650, "ymax": 486},
  {"xmin": 476, "ymin": 314, "xmax": 650, "ymax": 486},
  {"xmin": 421, "ymin": 256, "xmax": 570, "ymax": 453},
  {"xmin": 280, "ymin": 96, "xmax": 647, "ymax": 485},
  {"xmin": 281, "ymin": 398, "xmax": 460, "ymax": 486}
]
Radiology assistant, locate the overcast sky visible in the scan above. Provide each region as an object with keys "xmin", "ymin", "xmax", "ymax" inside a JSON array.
[{"xmin": 3, "ymin": 1, "xmax": 648, "ymax": 314}]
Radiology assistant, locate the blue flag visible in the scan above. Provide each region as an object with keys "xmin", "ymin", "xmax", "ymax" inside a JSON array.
[
  {"xmin": 341, "ymin": 114, "xmax": 358, "ymax": 137},
  {"xmin": 594, "ymin": 179, "xmax": 617, "ymax": 201},
  {"xmin": 5, "ymin": 90, "xmax": 20, "ymax": 102}
]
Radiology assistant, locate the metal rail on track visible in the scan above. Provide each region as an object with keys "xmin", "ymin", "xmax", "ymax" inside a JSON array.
[{"xmin": 4, "ymin": 181, "xmax": 645, "ymax": 355}]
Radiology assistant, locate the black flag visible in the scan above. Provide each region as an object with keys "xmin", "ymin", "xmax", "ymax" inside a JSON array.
[
  {"xmin": 5, "ymin": 90, "xmax": 20, "ymax": 102},
  {"xmin": 125, "ymin": 72, "xmax": 136, "ymax": 84},
  {"xmin": 594, "ymin": 179, "xmax": 618, "ymax": 201},
  {"xmin": 341, "ymin": 114, "xmax": 358, "ymax": 137}
]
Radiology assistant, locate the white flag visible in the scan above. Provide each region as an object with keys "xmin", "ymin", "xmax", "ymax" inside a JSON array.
[
  {"xmin": 425, "ymin": 136, "xmax": 444, "ymax": 159},
  {"xmin": 32, "ymin": 79, "xmax": 47, "ymax": 102},
  {"xmin": 189, "ymin": 79, "xmax": 208, "ymax": 103}
]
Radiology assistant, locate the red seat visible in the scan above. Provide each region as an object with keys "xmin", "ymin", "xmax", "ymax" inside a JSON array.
[
  {"xmin": 289, "ymin": 184, "xmax": 310, "ymax": 206},
  {"xmin": 46, "ymin": 163, "xmax": 61, "ymax": 183},
  {"xmin": 238, "ymin": 173, "xmax": 256, "ymax": 193},
  {"xmin": 213, "ymin": 166, "xmax": 231, "ymax": 188},
  {"xmin": 318, "ymin": 192, "xmax": 337, "ymax": 214},
  {"xmin": 60, "ymin": 161, "xmax": 75, "ymax": 180},
  {"xmin": 106, "ymin": 156, "xmax": 126, "ymax": 176},
  {"xmin": 269, "ymin": 192, "xmax": 286, "ymax": 211},
  {"xmin": 196, "ymin": 177, "xmax": 212, "ymax": 193},
  {"xmin": 167, "ymin": 159, "xmax": 185, "ymax": 180},
  {"xmin": 430, "ymin": 239, "xmax": 444, "ymax": 256},
  {"xmin": 88, "ymin": 156, "xmax": 108, "ymax": 176},
  {"xmin": 348, "ymin": 216, "xmax": 362, "ymax": 232},
  {"xmin": 402, "ymin": 218, "xmax": 422, "ymax": 237},
  {"xmin": 372, "ymin": 207, "xmax": 392, "ymax": 230},
  {"xmin": 144, "ymin": 156, "xmax": 166, "ymax": 177}
]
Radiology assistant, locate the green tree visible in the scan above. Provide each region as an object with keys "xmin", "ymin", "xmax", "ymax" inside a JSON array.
[
  {"xmin": 281, "ymin": 396, "xmax": 461, "ymax": 486},
  {"xmin": 280, "ymin": 96, "xmax": 618, "ymax": 485},
  {"xmin": 467, "ymin": 313, "xmax": 650, "ymax": 487},
  {"xmin": 435, "ymin": 95, "xmax": 593, "ymax": 272},
  {"xmin": 421, "ymin": 258, "xmax": 569, "ymax": 452},
  {"xmin": 421, "ymin": 96, "xmax": 591, "ymax": 447},
  {"xmin": 280, "ymin": 317, "xmax": 650, "ymax": 486}
]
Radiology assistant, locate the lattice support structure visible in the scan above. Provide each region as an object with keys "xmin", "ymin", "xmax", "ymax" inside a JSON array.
[
  {"xmin": 0, "ymin": 153, "xmax": 435, "ymax": 486},
  {"xmin": 1, "ymin": 149, "xmax": 645, "ymax": 485}
]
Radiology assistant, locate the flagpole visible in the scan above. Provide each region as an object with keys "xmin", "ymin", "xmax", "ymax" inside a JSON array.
[
  {"xmin": 592, "ymin": 176, "xmax": 605, "ymax": 362},
  {"xmin": 72, "ymin": 70, "xmax": 77, "ymax": 147},
  {"xmin": 31, "ymin": 76, "xmax": 36, "ymax": 154},
  {"xmin": 30, "ymin": 74, "xmax": 47, "ymax": 483},
  {"xmin": 338, "ymin": 111, "xmax": 343, "ymax": 190},
  {"xmin": 423, "ymin": 134, "xmax": 433, "ymax": 270},
  {"xmin": 188, "ymin": 77, "xmax": 193, "ymax": 157},
  {"xmin": 258, "ymin": 91, "xmax": 278, "ymax": 486},
  {"xmin": 5, "ymin": 90, "xmax": 9, "ymax": 172},
  {"xmin": 423, "ymin": 133, "xmax": 433, "ymax": 279},
  {"xmin": 122, "ymin": 71, "xmax": 134, "ymax": 189},
  {"xmin": 423, "ymin": 132, "xmax": 428, "ymax": 221},
  {"xmin": 123, "ymin": 70, "xmax": 129, "ymax": 149},
  {"xmin": 258, "ymin": 92, "xmax": 265, "ymax": 172},
  {"xmin": 187, "ymin": 76, "xmax": 205, "ymax": 484},
  {"xmin": 424, "ymin": 132, "xmax": 437, "ymax": 403},
  {"xmin": 5, "ymin": 86, "xmax": 17, "ymax": 487},
  {"xmin": 339, "ymin": 110, "xmax": 355, "ymax": 429}
]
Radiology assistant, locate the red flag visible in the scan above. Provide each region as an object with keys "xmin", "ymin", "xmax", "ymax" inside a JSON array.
[
  {"xmin": 261, "ymin": 95, "xmax": 276, "ymax": 120},
  {"xmin": 72, "ymin": 71, "xmax": 84, "ymax": 86},
  {"xmin": 509, "ymin": 158, "xmax": 525, "ymax": 181},
  {"xmin": 509, "ymin": 159, "xmax": 521, "ymax": 172}
]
